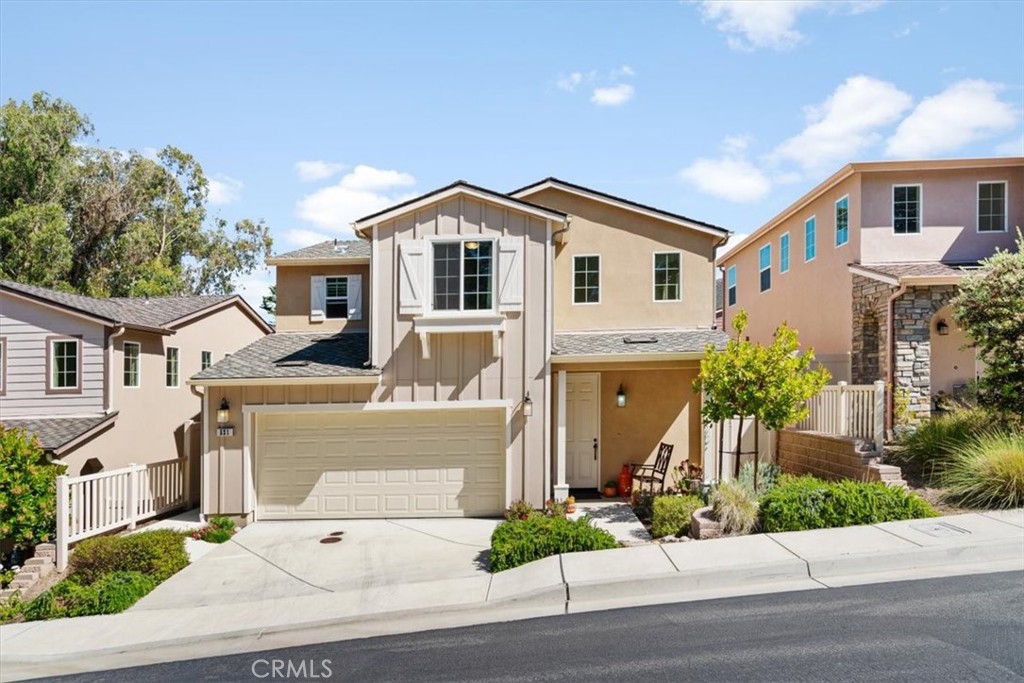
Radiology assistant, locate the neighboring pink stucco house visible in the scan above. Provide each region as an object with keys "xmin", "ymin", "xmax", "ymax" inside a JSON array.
[
  {"xmin": 718, "ymin": 157, "xmax": 1023, "ymax": 423},
  {"xmin": 0, "ymin": 281, "xmax": 271, "ymax": 499},
  {"xmin": 190, "ymin": 179, "xmax": 732, "ymax": 521}
]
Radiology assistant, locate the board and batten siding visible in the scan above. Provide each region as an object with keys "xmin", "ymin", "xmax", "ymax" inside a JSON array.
[{"xmin": 0, "ymin": 294, "xmax": 107, "ymax": 417}]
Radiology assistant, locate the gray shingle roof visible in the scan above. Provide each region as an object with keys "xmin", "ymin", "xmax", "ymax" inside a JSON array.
[
  {"xmin": 853, "ymin": 262, "xmax": 980, "ymax": 280},
  {"xmin": 271, "ymin": 240, "xmax": 370, "ymax": 261},
  {"xmin": 2, "ymin": 413, "xmax": 118, "ymax": 453},
  {"xmin": 0, "ymin": 280, "xmax": 238, "ymax": 331},
  {"xmin": 191, "ymin": 332, "xmax": 379, "ymax": 381},
  {"xmin": 553, "ymin": 329, "xmax": 729, "ymax": 356}
]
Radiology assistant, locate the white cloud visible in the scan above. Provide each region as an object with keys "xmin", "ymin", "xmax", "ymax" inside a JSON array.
[
  {"xmin": 893, "ymin": 22, "xmax": 918, "ymax": 38},
  {"xmin": 208, "ymin": 175, "xmax": 244, "ymax": 205},
  {"xmin": 233, "ymin": 268, "xmax": 274, "ymax": 322},
  {"xmin": 295, "ymin": 164, "xmax": 417, "ymax": 235},
  {"xmin": 284, "ymin": 228, "xmax": 334, "ymax": 247},
  {"xmin": 556, "ymin": 72, "xmax": 583, "ymax": 92},
  {"xmin": 721, "ymin": 134, "xmax": 753, "ymax": 155},
  {"xmin": 995, "ymin": 135, "xmax": 1024, "ymax": 156},
  {"xmin": 611, "ymin": 64, "xmax": 635, "ymax": 79},
  {"xmin": 295, "ymin": 160, "xmax": 347, "ymax": 182},
  {"xmin": 771, "ymin": 75, "xmax": 912, "ymax": 172},
  {"xmin": 885, "ymin": 80, "xmax": 1018, "ymax": 158},
  {"xmin": 591, "ymin": 84, "xmax": 635, "ymax": 107},
  {"xmin": 678, "ymin": 157, "xmax": 772, "ymax": 203},
  {"xmin": 697, "ymin": 1, "xmax": 884, "ymax": 51}
]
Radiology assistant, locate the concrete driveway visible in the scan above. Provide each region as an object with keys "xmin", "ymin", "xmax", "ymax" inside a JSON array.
[{"xmin": 132, "ymin": 518, "xmax": 500, "ymax": 611}]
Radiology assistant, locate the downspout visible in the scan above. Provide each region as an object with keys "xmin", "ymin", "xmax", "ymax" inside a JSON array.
[
  {"xmin": 712, "ymin": 233, "xmax": 731, "ymax": 329},
  {"xmin": 885, "ymin": 280, "xmax": 908, "ymax": 433},
  {"xmin": 106, "ymin": 326, "xmax": 126, "ymax": 414}
]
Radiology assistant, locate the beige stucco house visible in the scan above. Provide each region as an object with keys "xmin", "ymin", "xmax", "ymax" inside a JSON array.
[
  {"xmin": 190, "ymin": 179, "xmax": 731, "ymax": 520},
  {"xmin": 0, "ymin": 280, "xmax": 271, "ymax": 498},
  {"xmin": 718, "ymin": 157, "xmax": 1023, "ymax": 422}
]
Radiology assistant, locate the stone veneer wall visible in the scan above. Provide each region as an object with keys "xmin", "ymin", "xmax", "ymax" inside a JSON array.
[{"xmin": 778, "ymin": 429, "xmax": 905, "ymax": 486}]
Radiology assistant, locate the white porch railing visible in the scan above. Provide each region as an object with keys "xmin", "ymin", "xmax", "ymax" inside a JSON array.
[
  {"xmin": 794, "ymin": 380, "xmax": 885, "ymax": 453},
  {"xmin": 55, "ymin": 458, "xmax": 189, "ymax": 571}
]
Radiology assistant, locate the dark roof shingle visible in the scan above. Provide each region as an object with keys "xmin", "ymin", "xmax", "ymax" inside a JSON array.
[
  {"xmin": 553, "ymin": 329, "xmax": 728, "ymax": 356},
  {"xmin": 270, "ymin": 240, "xmax": 370, "ymax": 261},
  {"xmin": 191, "ymin": 332, "xmax": 379, "ymax": 381},
  {"xmin": 2, "ymin": 413, "xmax": 118, "ymax": 453},
  {"xmin": 853, "ymin": 262, "xmax": 980, "ymax": 280}
]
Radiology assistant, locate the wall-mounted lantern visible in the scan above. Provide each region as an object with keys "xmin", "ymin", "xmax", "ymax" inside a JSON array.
[
  {"xmin": 616, "ymin": 384, "xmax": 627, "ymax": 408},
  {"xmin": 523, "ymin": 392, "xmax": 533, "ymax": 417},
  {"xmin": 217, "ymin": 397, "xmax": 231, "ymax": 424},
  {"xmin": 936, "ymin": 319, "xmax": 950, "ymax": 336}
]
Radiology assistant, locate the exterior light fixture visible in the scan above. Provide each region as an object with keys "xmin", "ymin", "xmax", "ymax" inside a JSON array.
[
  {"xmin": 936, "ymin": 319, "xmax": 950, "ymax": 336},
  {"xmin": 616, "ymin": 385, "xmax": 627, "ymax": 408},
  {"xmin": 523, "ymin": 392, "xmax": 533, "ymax": 417},
  {"xmin": 465, "ymin": 241, "xmax": 480, "ymax": 251},
  {"xmin": 217, "ymin": 398, "xmax": 231, "ymax": 424}
]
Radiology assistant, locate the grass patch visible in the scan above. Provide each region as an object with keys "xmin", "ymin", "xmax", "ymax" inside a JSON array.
[
  {"xmin": 939, "ymin": 429, "xmax": 1024, "ymax": 509},
  {"xmin": 711, "ymin": 480, "xmax": 759, "ymax": 535},
  {"xmin": 896, "ymin": 409, "xmax": 991, "ymax": 477}
]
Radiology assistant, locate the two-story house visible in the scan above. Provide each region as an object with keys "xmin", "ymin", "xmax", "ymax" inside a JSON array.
[
  {"xmin": 0, "ymin": 280, "xmax": 271, "ymax": 497},
  {"xmin": 190, "ymin": 179, "xmax": 730, "ymax": 520},
  {"xmin": 718, "ymin": 157, "xmax": 1023, "ymax": 422}
]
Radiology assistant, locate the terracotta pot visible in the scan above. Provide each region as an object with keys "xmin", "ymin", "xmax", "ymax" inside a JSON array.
[
  {"xmin": 603, "ymin": 486, "xmax": 618, "ymax": 498},
  {"xmin": 566, "ymin": 502, "xmax": 576, "ymax": 514}
]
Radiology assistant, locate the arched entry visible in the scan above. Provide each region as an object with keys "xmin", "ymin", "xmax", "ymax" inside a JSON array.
[{"xmin": 930, "ymin": 305, "xmax": 976, "ymax": 403}]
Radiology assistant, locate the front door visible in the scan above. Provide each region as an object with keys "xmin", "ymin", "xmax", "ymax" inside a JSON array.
[{"xmin": 566, "ymin": 373, "xmax": 600, "ymax": 489}]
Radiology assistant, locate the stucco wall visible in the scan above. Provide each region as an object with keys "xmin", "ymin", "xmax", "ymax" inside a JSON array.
[
  {"xmin": 275, "ymin": 263, "xmax": 370, "ymax": 332},
  {"xmin": 929, "ymin": 305, "xmax": 977, "ymax": 397},
  {"xmin": 522, "ymin": 187, "xmax": 720, "ymax": 332}
]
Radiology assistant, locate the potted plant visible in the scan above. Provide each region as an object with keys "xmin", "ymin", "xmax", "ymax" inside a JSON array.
[
  {"xmin": 565, "ymin": 495, "xmax": 576, "ymax": 514},
  {"xmin": 603, "ymin": 480, "xmax": 619, "ymax": 498}
]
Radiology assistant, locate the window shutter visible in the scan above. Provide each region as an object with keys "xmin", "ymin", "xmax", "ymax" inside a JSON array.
[
  {"xmin": 498, "ymin": 236, "xmax": 524, "ymax": 312},
  {"xmin": 347, "ymin": 274, "xmax": 363, "ymax": 320},
  {"xmin": 310, "ymin": 275, "xmax": 326, "ymax": 321},
  {"xmin": 398, "ymin": 240, "xmax": 426, "ymax": 315}
]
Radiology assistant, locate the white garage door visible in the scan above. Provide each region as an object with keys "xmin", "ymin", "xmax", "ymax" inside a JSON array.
[{"xmin": 256, "ymin": 409, "xmax": 506, "ymax": 519}]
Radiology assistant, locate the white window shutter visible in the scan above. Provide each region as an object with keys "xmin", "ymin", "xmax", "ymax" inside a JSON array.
[
  {"xmin": 310, "ymin": 275, "xmax": 326, "ymax": 321},
  {"xmin": 398, "ymin": 240, "xmax": 426, "ymax": 315},
  {"xmin": 347, "ymin": 274, "xmax": 363, "ymax": 320},
  {"xmin": 498, "ymin": 236, "xmax": 524, "ymax": 312}
]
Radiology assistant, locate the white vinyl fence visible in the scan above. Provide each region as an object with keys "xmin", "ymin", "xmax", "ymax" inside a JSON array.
[
  {"xmin": 794, "ymin": 380, "xmax": 885, "ymax": 453},
  {"xmin": 55, "ymin": 458, "xmax": 189, "ymax": 570}
]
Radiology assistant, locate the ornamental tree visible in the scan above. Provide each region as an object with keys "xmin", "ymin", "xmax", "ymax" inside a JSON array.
[{"xmin": 0, "ymin": 427, "xmax": 62, "ymax": 550}]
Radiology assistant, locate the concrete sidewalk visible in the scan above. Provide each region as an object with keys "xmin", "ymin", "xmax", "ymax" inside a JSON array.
[{"xmin": 2, "ymin": 510, "xmax": 1021, "ymax": 681}]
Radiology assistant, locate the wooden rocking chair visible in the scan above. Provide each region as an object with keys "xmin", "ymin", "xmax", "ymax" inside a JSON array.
[{"xmin": 630, "ymin": 442, "xmax": 674, "ymax": 493}]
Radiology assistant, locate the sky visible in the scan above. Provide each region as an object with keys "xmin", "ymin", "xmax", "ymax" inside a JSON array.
[{"xmin": 2, "ymin": 1, "xmax": 1022, "ymax": 312}]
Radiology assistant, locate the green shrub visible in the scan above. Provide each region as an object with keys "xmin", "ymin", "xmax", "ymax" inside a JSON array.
[
  {"xmin": 504, "ymin": 499, "xmax": 537, "ymax": 521},
  {"xmin": 0, "ymin": 594, "xmax": 24, "ymax": 623},
  {"xmin": 631, "ymin": 490, "xmax": 656, "ymax": 523},
  {"xmin": 0, "ymin": 426, "xmax": 61, "ymax": 549},
  {"xmin": 738, "ymin": 460, "xmax": 781, "ymax": 498},
  {"xmin": 24, "ymin": 571, "xmax": 155, "ymax": 620},
  {"xmin": 711, "ymin": 480, "xmax": 760, "ymax": 535},
  {"xmin": 489, "ymin": 515, "xmax": 617, "ymax": 572},
  {"xmin": 193, "ymin": 516, "xmax": 237, "ymax": 544},
  {"xmin": 760, "ymin": 476, "xmax": 937, "ymax": 533},
  {"xmin": 897, "ymin": 409, "xmax": 991, "ymax": 475},
  {"xmin": 651, "ymin": 495, "xmax": 703, "ymax": 538},
  {"xmin": 939, "ymin": 429, "xmax": 1024, "ymax": 509},
  {"xmin": 0, "ymin": 568, "xmax": 15, "ymax": 589},
  {"xmin": 93, "ymin": 571, "xmax": 157, "ymax": 613},
  {"xmin": 70, "ymin": 529, "xmax": 188, "ymax": 584}
]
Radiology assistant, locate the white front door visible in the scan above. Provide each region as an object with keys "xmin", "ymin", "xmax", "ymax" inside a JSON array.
[{"xmin": 566, "ymin": 373, "xmax": 600, "ymax": 489}]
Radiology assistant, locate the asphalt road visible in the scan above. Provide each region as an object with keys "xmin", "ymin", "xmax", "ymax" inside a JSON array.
[{"xmin": 40, "ymin": 571, "xmax": 1024, "ymax": 683}]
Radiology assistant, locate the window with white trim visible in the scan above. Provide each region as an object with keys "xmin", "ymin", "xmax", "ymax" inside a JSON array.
[
  {"xmin": 165, "ymin": 347, "xmax": 179, "ymax": 387},
  {"xmin": 653, "ymin": 252, "xmax": 681, "ymax": 301},
  {"xmin": 573, "ymin": 255, "xmax": 600, "ymax": 304},
  {"xmin": 780, "ymin": 233, "xmax": 790, "ymax": 274},
  {"xmin": 804, "ymin": 216, "xmax": 817, "ymax": 262},
  {"xmin": 201, "ymin": 350, "xmax": 212, "ymax": 370},
  {"xmin": 978, "ymin": 182, "xmax": 1006, "ymax": 232},
  {"xmin": 893, "ymin": 184, "xmax": 921, "ymax": 234},
  {"xmin": 835, "ymin": 195, "xmax": 849, "ymax": 246},
  {"xmin": 124, "ymin": 341, "xmax": 140, "ymax": 387},
  {"xmin": 726, "ymin": 265, "xmax": 737, "ymax": 307},
  {"xmin": 432, "ymin": 240, "xmax": 494, "ymax": 311},
  {"xmin": 50, "ymin": 339, "xmax": 79, "ymax": 390},
  {"xmin": 758, "ymin": 244, "xmax": 772, "ymax": 293},
  {"xmin": 0, "ymin": 338, "xmax": 5, "ymax": 395},
  {"xmin": 325, "ymin": 276, "xmax": 349, "ymax": 319}
]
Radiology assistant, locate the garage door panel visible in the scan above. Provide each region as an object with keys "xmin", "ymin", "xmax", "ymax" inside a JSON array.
[{"xmin": 256, "ymin": 409, "xmax": 506, "ymax": 519}]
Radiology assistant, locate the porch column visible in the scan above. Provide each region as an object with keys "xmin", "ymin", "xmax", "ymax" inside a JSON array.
[
  {"xmin": 701, "ymin": 390, "xmax": 715, "ymax": 484},
  {"xmin": 554, "ymin": 370, "xmax": 569, "ymax": 502}
]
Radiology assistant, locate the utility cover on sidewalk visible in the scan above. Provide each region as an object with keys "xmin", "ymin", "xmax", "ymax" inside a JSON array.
[{"xmin": 910, "ymin": 522, "xmax": 971, "ymax": 538}]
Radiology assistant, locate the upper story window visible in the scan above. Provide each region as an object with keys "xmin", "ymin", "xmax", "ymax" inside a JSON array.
[
  {"xmin": 325, "ymin": 277, "xmax": 349, "ymax": 319},
  {"xmin": 726, "ymin": 265, "xmax": 737, "ymax": 307},
  {"xmin": 835, "ymin": 195, "xmax": 849, "ymax": 246},
  {"xmin": 165, "ymin": 347, "xmax": 179, "ymax": 388},
  {"xmin": 804, "ymin": 216, "xmax": 817, "ymax": 262},
  {"xmin": 978, "ymin": 181, "xmax": 1007, "ymax": 232},
  {"xmin": 573, "ymin": 255, "xmax": 600, "ymax": 304},
  {"xmin": 432, "ymin": 240, "xmax": 493, "ymax": 312},
  {"xmin": 0, "ymin": 337, "xmax": 6, "ymax": 396},
  {"xmin": 653, "ymin": 252, "xmax": 681, "ymax": 301},
  {"xmin": 758, "ymin": 244, "xmax": 772, "ymax": 293},
  {"xmin": 310, "ymin": 275, "xmax": 363, "ymax": 322},
  {"xmin": 893, "ymin": 184, "xmax": 921, "ymax": 234},
  {"xmin": 48, "ymin": 337, "xmax": 80, "ymax": 392},
  {"xmin": 201, "ymin": 350, "xmax": 212, "ymax": 370},
  {"xmin": 780, "ymin": 233, "xmax": 790, "ymax": 274},
  {"xmin": 123, "ymin": 341, "xmax": 140, "ymax": 388}
]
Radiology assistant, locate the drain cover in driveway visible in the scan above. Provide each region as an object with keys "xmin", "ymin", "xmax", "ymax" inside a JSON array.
[
  {"xmin": 910, "ymin": 522, "xmax": 971, "ymax": 537},
  {"xmin": 319, "ymin": 537, "xmax": 342, "ymax": 544},
  {"xmin": 330, "ymin": 531, "xmax": 345, "ymax": 537}
]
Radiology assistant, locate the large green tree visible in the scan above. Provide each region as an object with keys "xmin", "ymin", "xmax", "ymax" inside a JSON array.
[
  {"xmin": 951, "ymin": 229, "xmax": 1024, "ymax": 417},
  {"xmin": 0, "ymin": 92, "xmax": 271, "ymax": 296}
]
